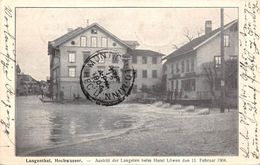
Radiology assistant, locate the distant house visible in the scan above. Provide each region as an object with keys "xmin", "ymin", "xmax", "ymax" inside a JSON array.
[
  {"xmin": 163, "ymin": 20, "xmax": 238, "ymax": 101},
  {"xmin": 16, "ymin": 65, "xmax": 41, "ymax": 95},
  {"xmin": 48, "ymin": 23, "xmax": 163, "ymax": 100}
]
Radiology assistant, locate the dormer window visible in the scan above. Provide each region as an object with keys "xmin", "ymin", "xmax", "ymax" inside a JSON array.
[{"xmin": 91, "ymin": 29, "xmax": 97, "ymax": 34}]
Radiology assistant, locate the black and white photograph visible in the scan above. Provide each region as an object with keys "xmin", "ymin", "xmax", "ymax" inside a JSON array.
[{"xmin": 14, "ymin": 7, "xmax": 240, "ymax": 157}]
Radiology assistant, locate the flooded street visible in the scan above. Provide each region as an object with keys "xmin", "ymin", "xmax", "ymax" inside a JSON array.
[{"xmin": 16, "ymin": 96, "xmax": 238, "ymax": 156}]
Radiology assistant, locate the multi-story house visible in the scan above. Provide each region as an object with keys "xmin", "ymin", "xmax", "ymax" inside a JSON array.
[
  {"xmin": 163, "ymin": 20, "xmax": 238, "ymax": 101},
  {"xmin": 48, "ymin": 23, "xmax": 163, "ymax": 100},
  {"xmin": 128, "ymin": 49, "xmax": 164, "ymax": 93}
]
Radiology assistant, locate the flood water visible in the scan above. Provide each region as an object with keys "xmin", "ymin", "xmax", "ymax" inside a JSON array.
[
  {"xmin": 16, "ymin": 96, "xmax": 238, "ymax": 156},
  {"xmin": 16, "ymin": 96, "xmax": 141, "ymax": 155}
]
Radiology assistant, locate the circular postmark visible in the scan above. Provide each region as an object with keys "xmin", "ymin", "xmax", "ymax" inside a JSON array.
[{"xmin": 80, "ymin": 49, "xmax": 136, "ymax": 106}]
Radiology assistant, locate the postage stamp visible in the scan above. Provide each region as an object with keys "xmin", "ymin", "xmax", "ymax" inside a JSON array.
[
  {"xmin": 80, "ymin": 49, "xmax": 136, "ymax": 106},
  {"xmin": 0, "ymin": 0, "xmax": 260, "ymax": 165}
]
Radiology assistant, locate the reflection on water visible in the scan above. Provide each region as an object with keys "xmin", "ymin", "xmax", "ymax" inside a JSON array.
[
  {"xmin": 69, "ymin": 121, "xmax": 76, "ymax": 136},
  {"xmin": 16, "ymin": 96, "xmax": 140, "ymax": 155},
  {"xmin": 48, "ymin": 115, "xmax": 64, "ymax": 144},
  {"xmin": 16, "ymin": 96, "xmax": 52, "ymax": 155}
]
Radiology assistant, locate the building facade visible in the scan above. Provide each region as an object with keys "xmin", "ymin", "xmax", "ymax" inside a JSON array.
[
  {"xmin": 48, "ymin": 23, "xmax": 163, "ymax": 100},
  {"xmin": 128, "ymin": 49, "xmax": 163, "ymax": 93},
  {"xmin": 163, "ymin": 20, "xmax": 238, "ymax": 101}
]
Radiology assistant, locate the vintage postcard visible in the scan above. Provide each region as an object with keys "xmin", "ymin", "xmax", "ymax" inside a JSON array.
[{"xmin": 0, "ymin": 0, "xmax": 259, "ymax": 164}]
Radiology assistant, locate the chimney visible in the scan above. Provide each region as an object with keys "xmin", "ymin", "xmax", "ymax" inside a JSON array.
[
  {"xmin": 67, "ymin": 28, "xmax": 73, "ymax": 32},
  {"xmin": 205, "ymin": 20, "xmax": 212, "ymax": 34}
]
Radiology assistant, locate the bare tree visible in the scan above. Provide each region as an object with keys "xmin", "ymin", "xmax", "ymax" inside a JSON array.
[
  {"xmin": 183, "ymin": 27, "xmax": 194, "ymax": 42},
  {"xmin": 172, "ymin": 27, "xmax": 204, "ymax": 50},
  {"xmin": 202, "ymin": 62, "xmax": 219, "ymax": 107}
]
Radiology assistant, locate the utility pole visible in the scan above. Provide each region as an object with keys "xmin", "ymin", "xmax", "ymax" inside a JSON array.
[{"xmin": 220, "ymin": 8, "xmax": 225, "ymax": 113}]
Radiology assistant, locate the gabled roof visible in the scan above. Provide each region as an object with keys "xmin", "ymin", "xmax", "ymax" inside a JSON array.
[
  {"xmin": 50, "ymin": 27, "xmax": 84, "ymax": 47},
  {"xmin": 165, "ymin": 19, "xmax": 238, "ymax": 60},
  {"xmin": 128, "ymin": 49, "xmax": 164, "ymax": 57},
  {"xmin": 49, "ymin": 23, "xmax": 133, "ymax": 49}
]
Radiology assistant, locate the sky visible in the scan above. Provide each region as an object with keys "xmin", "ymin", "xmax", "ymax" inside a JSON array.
[{"xmin": 16, "ymin": 8, "xmax": 238, "ymax": 81}]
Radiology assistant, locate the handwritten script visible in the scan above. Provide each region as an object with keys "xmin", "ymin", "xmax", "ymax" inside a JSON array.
[
  {"xmin": 0, "ymin": 5, "xmax": 15, "ymax": 146},
  {"xmin": 239, "ymin": 0, "xmax": 260, "ymax": 159}
]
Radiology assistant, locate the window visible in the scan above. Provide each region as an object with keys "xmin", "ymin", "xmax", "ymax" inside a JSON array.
[
  {"xmin": 176, "ymin": 62, "xmax": 179, "ymax": 73},
  {"xmin": 83, "ymin": 51, "xmax": 91, "ymax": 62},
  {"xmin": 186, "ymin": 59, "xmax": 190, "ymax": 72},
  {"xmin": 224, "ymin": 35, "xmax": 230, "ymax": 47},
  {"xmin": 142, "ymin": 56, "xmax": 147, "ymax": 64},
  {"xmin": 68, "ymin": 67, "xmax": 76, "ymax": 77},
  {"xmin": 132, "ymin": 56, "xmax": 137, "ymax": 64},
  {"xmin": 181, "ymin": 60, "xmax": 185, "ymax": 73},
  {"xmin": 152, "ymin": 57, "xmax": 157, "ymax": 64},
  {"xmin": 84, "ymin": 67, "xmax": 90, "ymax": 77},
  {"xmin": 91, "ymin": 37, "xmax": 97, "ymax": 47},
  {"xmin": 191, "ymin": 58, "xmax": 194, "ymax": 72},
  {"xmin": 112, "ymin": 42, "xmax": 117, "ymax": 47},
  {"xmin": 91, "ymin": 29, "xmax": 97, "ymax": 34},
  {"xmin": 80, "ymin": 36, "xmax": 87, "ymax": 47},
  {"xmin": 68, "ymin": 52, "xmax": 76, "ymax": 63},
  {"xmin": 101, "ymin": 37, "xmax": 108, "ymax": 47},
  {"xmin": 171, "ymin": 63, "xmax": 174, "ymax": 74},
  {"xmin": 181, "ymin": 79, "xmax": 196, "ymax": 91},
  {"xmin": 214, "ymin": 56, "xmax": 221, "ymax": 68},
  {"xmin": 142, "ymin": 70, "xmax": 147, "ymax": 78},
  {"xmin": 152, "ymin": 70, "xmax": 157, "ymax": 78},
  {"xmin": 171, "ymin": 80, "xmax": 174, "ymax": 91}
]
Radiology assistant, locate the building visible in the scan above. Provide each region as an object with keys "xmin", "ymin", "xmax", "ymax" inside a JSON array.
[
  {"xmin": 16, "ymin": 64, "xmax": 41, "ymax": 96},
  {"xmin": 163, "ymin": 20, "xmax": 238, "ymax": 102},
  {"xmin": 128, "ymin": 49, "xmax": 164, "ymax": 93},
  {"xmin": 48, "ymin": 23, "xmax": 163, "ymax": 100}
]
